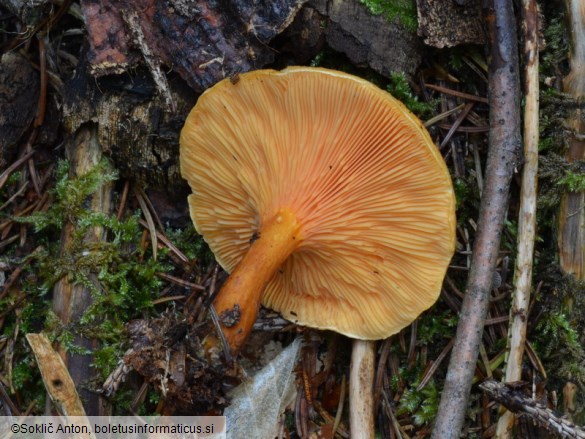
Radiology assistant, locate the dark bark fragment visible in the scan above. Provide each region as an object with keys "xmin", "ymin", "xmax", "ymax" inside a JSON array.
[
  {"xmin": 310, "ymin": 0, "xmax": 421, "ymax": 77},
  {"xmin": 0, "ymin": 53, "xmax": 39, "ymax": 169},
  {"xmin": 0, "ymin": 0, "xmax": 51, "ymax": 26},
  {"xmin": 416, "ymin": 0, "xmax": 485, "ymax": 48},
  {"xmin": 481, "ymin": 380, "xmax": 585, "ymax": 438},
  {"xmin": 432, "ymin": 0, "xmax": 522, "ymax": 437},
  {"xmin": 81, "ymin": 0, "xmax": 306, "ymax": 92},
  {"xmin": 274, "ymin": 5, "xmax": 326, "ymax": 64},
  {"xmin": 63, "ymin": 58, "xmax": 196, "ymax": 191}
]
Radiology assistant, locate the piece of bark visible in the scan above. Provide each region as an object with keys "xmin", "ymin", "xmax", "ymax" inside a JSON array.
[
  {"xmin": 310, "ymin": 0, "xmax": 421, "ymax": 78},
  {"xmin": 275, "ymin": 5, "xmax": 326, "ymax": 64},
  {"xmin": 0, "ymin": 0, "xmax": 52, "ymax": 26},
  {"xmin": 432, "ymin": 0, "xmax": 522, "ymax": 436},
  {"xmin": 0, "ymin": 53, "xmax": 39, "ymax": 169},
  {"xmin": 81, "ymin": 0, "xmax": 307, "ymax": 92},
  {"xmin": 63, "ymin": 59, "xmax": 196, "ymax": 191},
  {"xmin": 416, "ymin": 0, "xmax": 485, "ymax": 48},
  {"xmin": 26, "ymin": 333, "xmax": 89, "ymax": 418}
]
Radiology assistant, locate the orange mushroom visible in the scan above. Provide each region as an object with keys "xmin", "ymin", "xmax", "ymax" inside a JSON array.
[{"xmin": 180, "ymin": 67, "xmax": 456, "ymax": 354}]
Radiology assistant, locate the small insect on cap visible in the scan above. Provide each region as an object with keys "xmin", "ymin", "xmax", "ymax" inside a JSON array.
[{"xmin": 180, "ymin": 67, "xmax": 456, "ymax": 352}]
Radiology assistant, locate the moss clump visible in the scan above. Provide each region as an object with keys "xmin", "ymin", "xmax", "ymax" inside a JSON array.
[
  {"xmin": 386, "ymin": 71, "xmax": 436, "ymax": 118},
  {"xmin": 359, "ymin": 0, "xmax": 418, "ymax": 32},
  {"xmin": 11, "ymin": 160, "xmax": 184, "ymax": 407}
]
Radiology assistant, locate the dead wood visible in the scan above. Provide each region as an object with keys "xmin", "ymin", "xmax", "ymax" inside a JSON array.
[
  {"xmin": 432, "ymin": 0, "xmax": 522, "ymax": 437},
  {"xmin": 481, "ymin": 379, "xmax": 585, "ymax": 439},
  {"xmin": 52, "ymin": 124, "xmax": 113, "ymax": 415},
  {"xmin": 557, "ymin": 0, "xmax": 585, "ymax": 279},
  {"xmin": 309, "ymin": 0, "xmax": 421, "ymax": 78},
  {"xmin": 62, "ymin": 60, "xmax": 196, "ymax": 191},
  {"xmin": 0, "ymin": 53, "xmax": 39, "ymax": 170},
  {"xmin": 26, "ymin": 333, "xmax": 89, "ymax": 419},
  {"xmin": 81, "ymin": 0, "xmax": 306, "ymax": 92},
  {"xmin": 496, "ymin": 0, "xmax": 540, "ymax": 436},
  {"xmin": 416, "ymin": 0, "xmax": 485, "ymax": 48}
]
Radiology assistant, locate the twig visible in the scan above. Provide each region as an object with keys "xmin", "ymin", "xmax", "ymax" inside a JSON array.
[
  {"xmin": 496, "ymin": 0, "xmax": 540, "ymax": 436},
  {"xmin": 439, "ymin": 102, "xmax": 475, "ymax": 149},
  {"xmin": 424, "ymin": 103, "xmax": 466, "ymax": 127},
  {"xmin": 417, "ymin": 338, "xmax": 454, "ymax": 391},
  {"xmin": 0, "ymin": 150, "xmax": 35, "ymax": 191},
  {"xmin": 424, "ymin": 84, "xmax": 489, "ymax": 103},
  {"xmin": 481, "ymin": 379, "xmax": 585, "ymax": 439},
  {"xmin": 155, "ymin": 272, "xmax": 205, "ymax": 291},
  {"xmin": 333, "ymin": 374, "xmax": 346, "ymax": 437},
  {"xmin": 432, "ymin": 0, "xmax": 522, "ymax": 436},
  {"xmin": 135, "ymin": 187, "xmax": 158, "ymax": 260}
]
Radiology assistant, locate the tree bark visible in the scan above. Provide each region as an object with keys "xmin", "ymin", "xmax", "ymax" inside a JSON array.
[{"xmin": 432, "ymin": 0, "xmax": 522, "ymax": 436}]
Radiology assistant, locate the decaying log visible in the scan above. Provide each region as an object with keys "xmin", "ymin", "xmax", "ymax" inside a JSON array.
[
  {"xmin": 481, "ymin": 379, "xmax": 585, "ymax": 439},
  {"xmin": 416, "ymin": 0, "xmax": 485, "ymax": 48},
  {"xmin": 52, "ymin": 123, "xmax": 113, "ymax": 415},
  {"xmin": 432, "ymin": 0, "xmax": 522, "ymax": 436}
]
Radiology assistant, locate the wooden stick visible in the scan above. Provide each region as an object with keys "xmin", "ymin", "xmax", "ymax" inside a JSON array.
[
  {"xmin": 481, "ymin": 379, "xmax": 585, "ymax": 439},
  {"xmin": 495, "ymin": 0, "xmax": 539, "ymax": 436},
  {"xmin": 557, "ymin": 0, "xmax": 585, "ymax": 278},
  {"xmin": 26, "ymin": 333, "xmax": 87, "ymax": 418},
  {"xmin": 350, "ymin": 340, "xmax": 376, "ymax": 438},
  {"xmin": 432, "ymin": 0, "xmax": 522, "ymax": 436}
]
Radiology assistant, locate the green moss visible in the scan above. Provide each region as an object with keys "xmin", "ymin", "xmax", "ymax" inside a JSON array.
[
  {"xmin": 11, "ymin": 160, "xmax": 188, "ymax": 398},
  {"xmin": 557, "ymin": 170, "xmax": 585, "ymax": 193},
  {"xmin": 359, "ymin": 0, "xmax": 418, "ymax": 32},
  {"xmin": 397, "ymin": 380, "xmax": 440, "ymax": 426},
  {"xmin": 386, "ymin": 72, "xmax": 436, "ymax": 118}
]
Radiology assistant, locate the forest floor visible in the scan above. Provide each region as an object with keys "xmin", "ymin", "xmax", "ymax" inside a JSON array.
[{"xmin": 1, "ymin": 1, "xmax": 585, "ymax": 438}]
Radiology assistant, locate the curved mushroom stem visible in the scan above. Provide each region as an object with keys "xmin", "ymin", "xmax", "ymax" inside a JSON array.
[{"xmin": 213, "ymin": 208, "xmax": 301, "ymax": 354}]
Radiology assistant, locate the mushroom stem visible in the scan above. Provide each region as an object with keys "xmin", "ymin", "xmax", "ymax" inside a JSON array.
[{"xmin": 213, "ymin": 208, "xmax": 302, "ymax": 354}]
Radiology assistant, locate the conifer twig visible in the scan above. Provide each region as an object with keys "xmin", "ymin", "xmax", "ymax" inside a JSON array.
[{"xmin": 495, "ymin": 0, "xmax": 540, "ymax": 436}]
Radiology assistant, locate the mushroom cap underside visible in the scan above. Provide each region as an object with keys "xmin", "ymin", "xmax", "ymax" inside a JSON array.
[{"xmin": 180, "ymin": 67, "xmax": 456, "ymax": 340}]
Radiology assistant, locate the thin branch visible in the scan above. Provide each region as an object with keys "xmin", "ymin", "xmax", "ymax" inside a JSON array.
[
  {"xmin": 481, "ymin": 380, "xmax": 585, "ymax": 439},
  {"xmin": 432, "ymin": 0, "xmax": 522, "ymax": 436},
  {"xmin": 496, "ymin": 0, "xmax": 540, "ymax": 436}
]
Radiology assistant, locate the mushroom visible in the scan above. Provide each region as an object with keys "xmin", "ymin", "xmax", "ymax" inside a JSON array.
[{"xmin": 180, "ymin": 67, "xmax": 456, "ymax": 355}]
